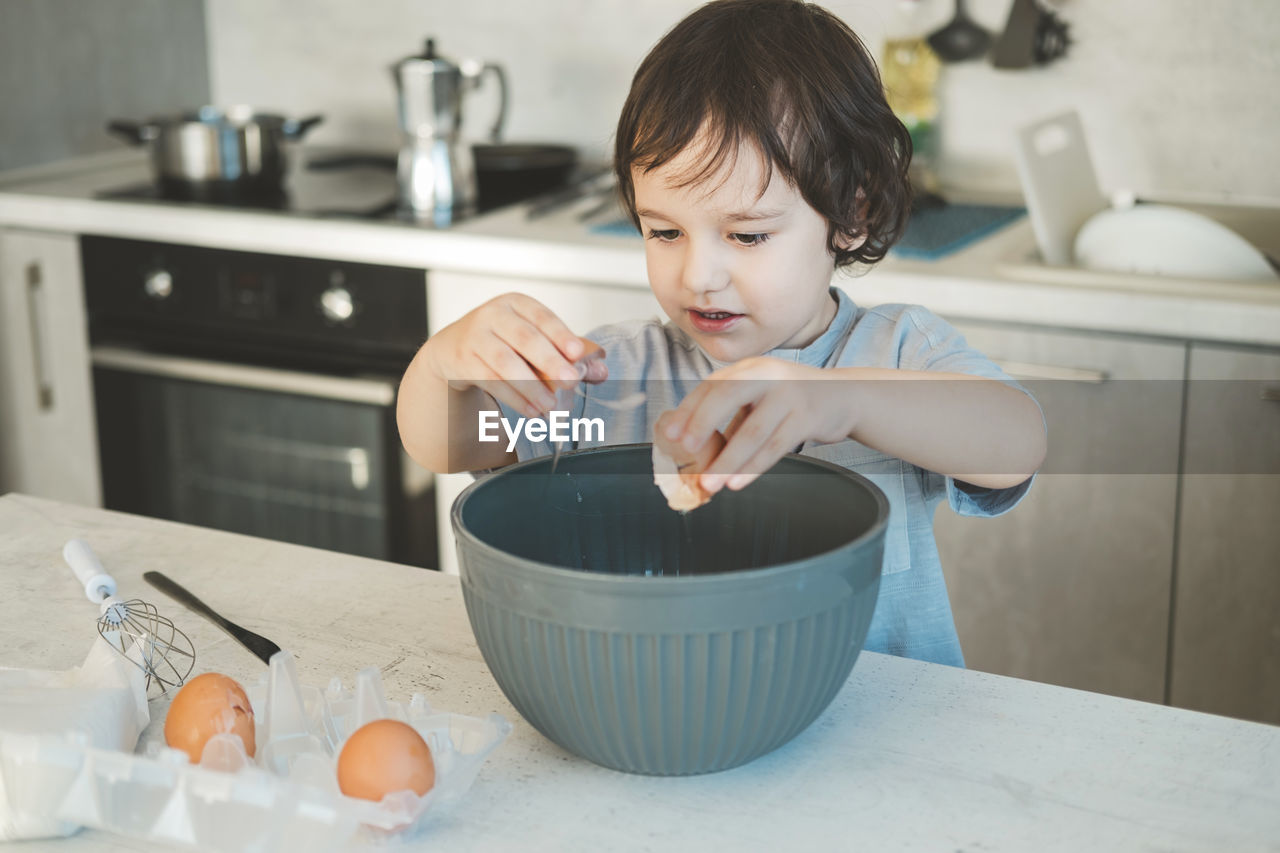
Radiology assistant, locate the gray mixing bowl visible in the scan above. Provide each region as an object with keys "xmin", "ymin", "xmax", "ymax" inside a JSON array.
[{"xmin": 452, "ymin": 444, "xmax": 888, "ymax": 775}]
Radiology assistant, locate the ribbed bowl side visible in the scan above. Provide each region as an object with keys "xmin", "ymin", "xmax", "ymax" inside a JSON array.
[
  {"xmin": 454, "ymin": 446, "xmax": 889, "ymax": 775},
  {"xmin": 461, "ymin": 578, "xmax": 879, "ymax": 776}
]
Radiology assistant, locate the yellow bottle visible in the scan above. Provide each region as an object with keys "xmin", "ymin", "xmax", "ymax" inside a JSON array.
[{"xmin": 880, "ymin": 0, "xmax": 941, "ymax": 191}]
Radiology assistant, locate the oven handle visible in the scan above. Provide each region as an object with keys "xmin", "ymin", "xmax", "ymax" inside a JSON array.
[{"xmin": 90, "ymin": 345, "xmax": 397, "ymax": 406}]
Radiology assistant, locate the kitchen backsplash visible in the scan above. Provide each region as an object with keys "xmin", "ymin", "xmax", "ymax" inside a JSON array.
[
  {"xmin": 203, "ymin": 0, "xmax": 1278, "ymax": 204},
  {"xmin": 1, "ymin": 0, "xmax": 209, "ymax": 172},
  {"xmin": 3, "ymin": 1, "xmax": 1274, "ymax": 204}
]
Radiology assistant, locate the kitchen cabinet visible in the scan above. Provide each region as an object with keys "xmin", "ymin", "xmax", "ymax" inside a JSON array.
[
  {"xmin": 1170, "ymin": 343, "xmax": 1280, "ymax": 724},
  {"xmin": 934, "ymin": 321, "xmax": 1186, "ymax": 704},
  {"xmin": 426, "ymin": 270, "xmax": 664, "ymax": 574},
  {"xmin": 0, "ymin": 228, "xmax": 101, "ymax": 505}
]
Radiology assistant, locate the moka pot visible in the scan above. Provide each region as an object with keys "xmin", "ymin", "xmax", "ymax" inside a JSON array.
[{"xmin": 392, "ymin": 38, "xmax": 507, "ymax": 226}]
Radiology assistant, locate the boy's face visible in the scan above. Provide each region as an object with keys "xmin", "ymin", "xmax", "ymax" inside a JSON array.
[{"xmin": 632, "ymin": 139, "xmax": 838, "ymax": 363}]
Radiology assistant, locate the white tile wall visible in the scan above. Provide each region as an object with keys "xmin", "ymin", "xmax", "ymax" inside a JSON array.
[
  {"xmin": 1, "ymin": 0, "xmax": 209, "ymax": 171},
  {"xmin": 205, "ymin": 0, "xmax": 1280, "ymax": 202}
]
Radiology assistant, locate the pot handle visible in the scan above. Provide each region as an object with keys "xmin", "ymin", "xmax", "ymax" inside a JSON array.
[
  {"xmin": 106, "ymin": 120, "xmax": 158, "ymax": 145},
  {"xmin": 283, "ymin": 114, "xmax": 325, "ymax": 140}
]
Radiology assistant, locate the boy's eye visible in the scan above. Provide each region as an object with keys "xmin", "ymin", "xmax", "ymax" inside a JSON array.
[
  {"xmin": 646, "ymin": 228, "xmax": 681, "ymax": 242},
  {"xmin": 730, "ymin": 232, "xmax": 770, "ymax": 246}
]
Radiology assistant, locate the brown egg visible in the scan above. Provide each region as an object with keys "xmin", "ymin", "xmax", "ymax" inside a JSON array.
[
  {"xmin": 164, "ymin": 672, "xmax": 256, "ymax": 764},
  {"xmin": 533, "ymin": 338, "xmax": 604, "ymax": 390},
  {"xmin": 337, "ymin": 719, "xmax": 436, "ymax": 801}
]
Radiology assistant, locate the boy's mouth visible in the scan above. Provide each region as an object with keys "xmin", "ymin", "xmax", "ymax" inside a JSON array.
[{"xmin": 688, "ymin": 308, "xmax": 743, "ymax": 333}]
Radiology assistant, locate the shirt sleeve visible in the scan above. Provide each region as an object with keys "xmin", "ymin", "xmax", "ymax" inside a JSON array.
[{"xmin": 896, "ymin": 306, "xmax": 1043, "ymax": 518}]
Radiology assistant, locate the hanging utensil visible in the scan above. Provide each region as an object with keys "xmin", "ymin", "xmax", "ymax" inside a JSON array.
[
  {"xmin": 63, "ymin": 539, "xmax": 196, "ymax": 698},
  {"xmin": 1031, "ymin": 5, "xmax": 1072, "ymax": 65},
  {"xmin": 992, "ymin": 0, "xmax": 1072, "ymax": 69},
  {"xmin": 927, "ymin": 0, "xmax": 992, "ymax": 63}
]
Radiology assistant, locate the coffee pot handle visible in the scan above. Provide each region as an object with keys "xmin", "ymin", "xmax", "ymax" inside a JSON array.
[{"xmin": 466, "ymin": 61, "xmax": 508, "ymax": 143}]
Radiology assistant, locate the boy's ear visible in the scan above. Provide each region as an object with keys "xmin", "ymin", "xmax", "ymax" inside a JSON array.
[
  {"xmin": 835, "ymin": 188, "xmax": 869, "ymax": 252},
  {"xmin": 835, "ymin": 230, "xmax": 868, "ymax": 252}
]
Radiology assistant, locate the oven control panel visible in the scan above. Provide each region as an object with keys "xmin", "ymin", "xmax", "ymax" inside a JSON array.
[{"xmin": 80, "ymin": 236, "xmax": 427, "ymax": 371}]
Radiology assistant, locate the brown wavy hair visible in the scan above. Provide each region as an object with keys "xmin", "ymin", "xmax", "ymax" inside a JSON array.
[{"xmin": 614, "ymin": 0, "xmax": 913, "ymax": 268}]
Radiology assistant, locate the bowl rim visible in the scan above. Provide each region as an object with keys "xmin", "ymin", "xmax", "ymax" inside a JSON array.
[{"xmin": 450, "ymin": 443, "xmax": 891, "ymax": 587}]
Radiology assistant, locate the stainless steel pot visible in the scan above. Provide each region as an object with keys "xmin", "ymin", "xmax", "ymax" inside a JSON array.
[{"xmin": 107, "ymin": 106, "xmax": 323, "ymax": 194}]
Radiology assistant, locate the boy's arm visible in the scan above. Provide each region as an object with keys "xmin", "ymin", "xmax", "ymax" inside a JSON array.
[
  {"xmin": 395, "ymin": 294, "xmax": 595, "ymax": 475},
  {"xmin": 832, "ymin": 367, "xmax": 1045, "ymax": 491},
  {"xmin": 664, "ymin": 361, "xmax": 1046, "ymax": 494},
  {"xmin": 396, "ymin": 344, "xmax": 514, "ymax": 474}
]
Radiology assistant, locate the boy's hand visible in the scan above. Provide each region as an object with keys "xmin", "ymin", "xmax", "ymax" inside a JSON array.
[
  {"xmin": 658, "ymin": 358, "xmax": 856, "ymax": 494},
  {"xmin": 425, "ymin": 294, "xmax": 606, "ymax": 419}
]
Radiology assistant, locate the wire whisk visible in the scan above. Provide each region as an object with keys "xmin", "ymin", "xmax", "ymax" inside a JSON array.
[{"xmin": 63, "ymin": 539, "xmax": 196, "ymax": 698}]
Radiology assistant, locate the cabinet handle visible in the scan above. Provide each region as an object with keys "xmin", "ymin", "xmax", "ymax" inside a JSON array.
[
  {"xmin": 1262, "ymin": 388, "xmax": 1280, "ymax": 403},
  {"xmin": 25, "ymin": 262, "xmax": 55, "ymax": 411},
  {"xmin": 992, "ymin": 359, "xmax": 1110, "ymax": 383}
]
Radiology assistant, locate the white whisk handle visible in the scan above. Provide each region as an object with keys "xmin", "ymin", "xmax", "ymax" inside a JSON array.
[{"xmin": 64, "ymin": 538, "xmax": 117, "ymax": 603}]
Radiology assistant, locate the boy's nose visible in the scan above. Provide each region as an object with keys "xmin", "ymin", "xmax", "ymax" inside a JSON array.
[{"xmin": 680, "ymin": 242, "xmax": 730, "ymax": 295}]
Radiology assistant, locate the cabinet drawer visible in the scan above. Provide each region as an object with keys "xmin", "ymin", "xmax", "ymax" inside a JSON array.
[
  {"xmin": 936, "ymin": 321, "xmax": 1185, "ymax": 702},
  {"xmin": 0, "ymin": 229, "xmax": 101, "ymax": 505},
  {"xmin": 1182, "ymin": 344, "xmax": 1280, "ymax": 473},
  {"xmin": 955, "ymin": 322, "xmax": 1185, "ymax": 475},
  {"xmin": 1172, "ymin": 343, "xmax": 1280, "ymax": 724}
]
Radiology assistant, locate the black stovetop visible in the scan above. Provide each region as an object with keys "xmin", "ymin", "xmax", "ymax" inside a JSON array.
[{"xmin": 96, "ymin": 152, "xmax": 406, "ymax": 221}]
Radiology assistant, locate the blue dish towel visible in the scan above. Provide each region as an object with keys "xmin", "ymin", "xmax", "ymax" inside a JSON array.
[
  {"xmin": 590, "ymin": 204, "xmax": 1025, "ymax": 262},
  {"xmin": 892, "ymin": 204, "xmax": 1025, "ymax": 261}
]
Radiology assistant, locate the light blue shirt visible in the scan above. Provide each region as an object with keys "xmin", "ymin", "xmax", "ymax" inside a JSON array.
[{"xmin": 490, "ymin": 287, "xmax": 1037, "ymax": 666}]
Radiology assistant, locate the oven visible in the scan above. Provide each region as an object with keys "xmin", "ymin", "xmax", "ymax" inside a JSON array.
[{"xmin": 80, "ymin": 236, "xmax": 435, "ymax": 568}]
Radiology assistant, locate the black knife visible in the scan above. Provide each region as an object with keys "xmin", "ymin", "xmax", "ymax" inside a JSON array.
[{"xmin": 143, "ymin": 571, "xmax": 282, "ymax": 665}]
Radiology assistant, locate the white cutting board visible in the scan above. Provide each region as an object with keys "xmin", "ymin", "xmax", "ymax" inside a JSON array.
[{"xmin": 1013, "ymin": 110, "xmax": 1108, "ymax": 266}]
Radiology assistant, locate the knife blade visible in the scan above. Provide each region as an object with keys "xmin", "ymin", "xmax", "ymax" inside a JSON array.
[{"xmin": 142, "ymin": 570, "xmax": 282, "ymax": 665}]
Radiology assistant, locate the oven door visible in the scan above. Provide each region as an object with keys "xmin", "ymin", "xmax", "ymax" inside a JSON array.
[{"xmin": 90, "ymin": 345, "xmax": 435, "ymax": 567}]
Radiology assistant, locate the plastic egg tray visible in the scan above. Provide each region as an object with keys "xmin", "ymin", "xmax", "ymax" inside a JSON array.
[{"xmin": 0, "ymin": 651, "xmax": 510, "ymax": 850}]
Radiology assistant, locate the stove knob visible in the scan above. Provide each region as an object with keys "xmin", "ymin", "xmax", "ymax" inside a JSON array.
[
  {"xmin": 320, "ymin": 285, "xmax": 355, "ymax": 323},
  {"xmin": 143, "ymin": 269, "xmax": 173, "ymax": 300}
]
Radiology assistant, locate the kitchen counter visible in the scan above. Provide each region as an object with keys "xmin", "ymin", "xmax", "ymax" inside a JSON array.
[
  {"xmin": 2, "ymin": 492, "xmax": 1278, "ymax": 852},
  {"xmin": 2, "ymin": 151, "xmax": 1280, "ymax": 347}
]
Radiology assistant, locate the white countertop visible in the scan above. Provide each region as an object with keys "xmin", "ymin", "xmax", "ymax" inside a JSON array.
[
  {"xmin": 2, "ymin": 493, "xmax": 1278, "ymax": 852},
  {"xmin": 3, "ymin": 151, "xmax": 1280, "ymax": 347}
]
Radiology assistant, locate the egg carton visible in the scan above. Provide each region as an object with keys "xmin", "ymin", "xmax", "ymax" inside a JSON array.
[{"xmin": 0, "ymin": 651, "xmax": 511, "ymax": 851}]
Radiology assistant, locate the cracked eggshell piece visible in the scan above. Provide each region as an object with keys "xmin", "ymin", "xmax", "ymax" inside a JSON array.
[
  {"xmin": 652, "ymin": 406, "xmax": 752, "ymax": 512},
  {"xmin": 653, "ymin": 421, "xmax": 727, "ymax": 512},
  {"xmin": 163, "ymin": 672, "xmax": 256, "ymax": 765}
]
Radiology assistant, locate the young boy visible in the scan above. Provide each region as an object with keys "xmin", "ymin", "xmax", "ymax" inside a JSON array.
[{"xmin": 397, "ymin": 0, "xmax": 1046, "ymax": 666}]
